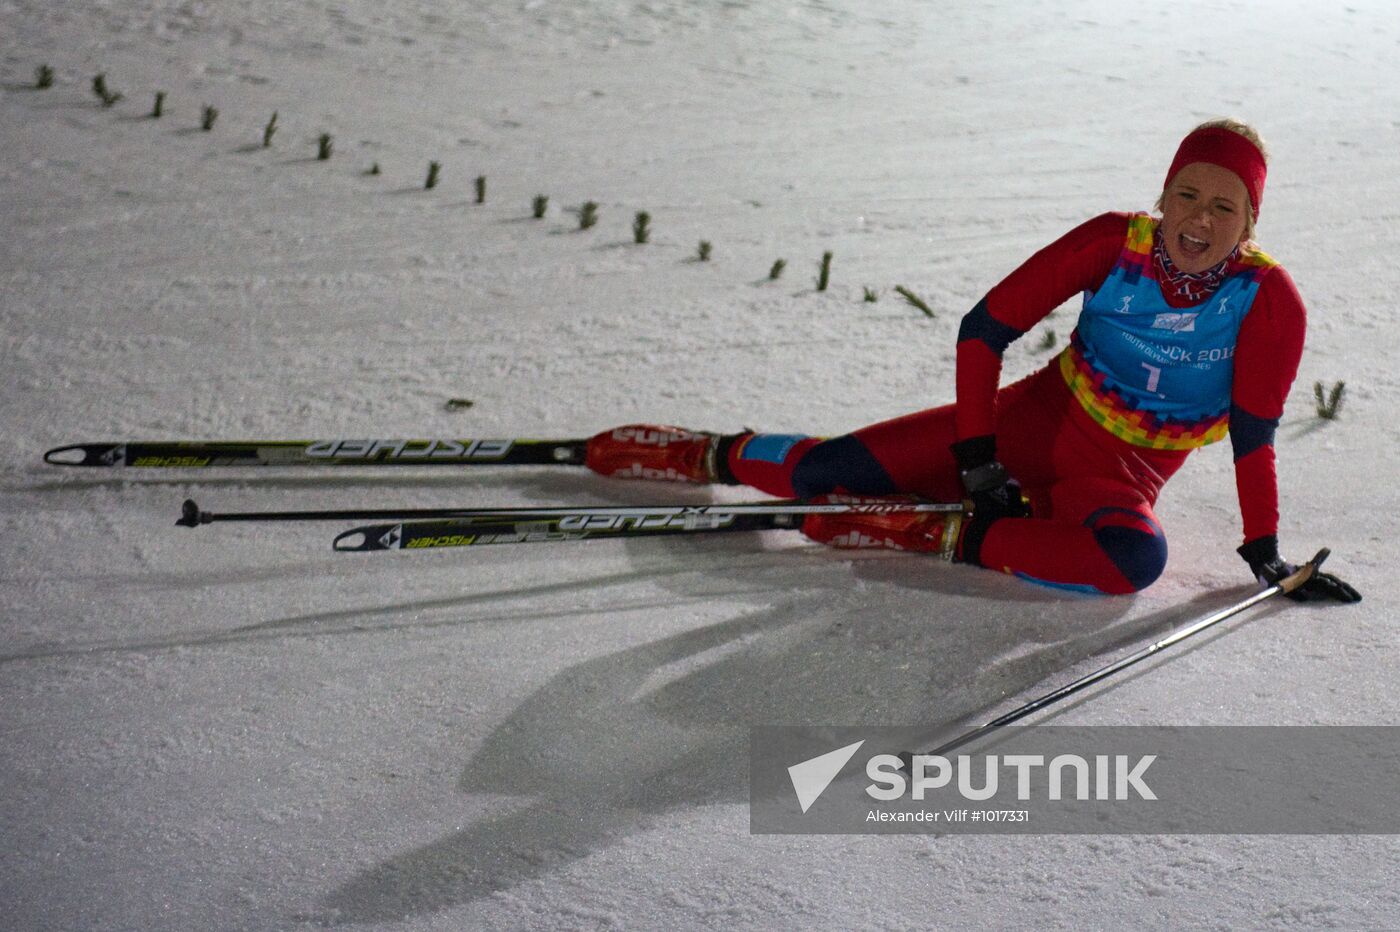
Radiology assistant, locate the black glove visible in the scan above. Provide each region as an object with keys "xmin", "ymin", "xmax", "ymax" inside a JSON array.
[
  {"xmin": 1237, "ymin": 535, "xmax": 1361, "ymax": 603},
  {"xmin": 950, "ymin": 435, "xmax": 1031, "ymax": 520}
]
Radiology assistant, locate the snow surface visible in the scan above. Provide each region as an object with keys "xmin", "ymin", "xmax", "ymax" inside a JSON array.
[{"xmin": 2, "ymin": 0, "xmax": 1399, "ymax": 928}]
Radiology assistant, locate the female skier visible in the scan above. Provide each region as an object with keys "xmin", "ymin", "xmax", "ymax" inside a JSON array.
[{"xmin": 582, "ymin": 120, "xmax": 1359, "ymax": 601}]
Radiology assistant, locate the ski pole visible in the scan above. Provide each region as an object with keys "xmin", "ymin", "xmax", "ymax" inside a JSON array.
[{"xmin": 906, "ymin": 549, "xmax": 1329, "ymax": 763}]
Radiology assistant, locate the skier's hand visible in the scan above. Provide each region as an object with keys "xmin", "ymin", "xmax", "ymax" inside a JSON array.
[
  {"xmin": 950, "ymin": 435, "xmax": 1031, "ymax": 520},
  {"xmin": 1237, "ymin": 535, "xmax": 1362, "ymax": 603},
  {"xmin": 968, "ymin": 477, "xmax": 1031, "ymax": 520}
]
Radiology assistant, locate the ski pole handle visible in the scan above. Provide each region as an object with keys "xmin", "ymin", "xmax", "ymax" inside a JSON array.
[{"xmin": 1277, "ymin": 548, "xmax": 1329, "ymax": 596}]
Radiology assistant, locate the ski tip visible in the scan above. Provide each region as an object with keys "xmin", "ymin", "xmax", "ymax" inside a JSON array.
[
  {"xmin": 44, "ymin": 443, "xmax": 112, "ymax": 467},
  {"xmin": 332, "ymin": 530, "xmax": 359, "ymax": 551},
  {"xmin": 176, "ymin": 498, "xmax": 204, "ymax": 528},
  {"xmin": 332, "ymin": 529, "xmax": 374, "ymax": 552}
]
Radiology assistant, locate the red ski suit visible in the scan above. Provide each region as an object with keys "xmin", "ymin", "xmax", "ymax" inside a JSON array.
[{"xmin": 726, "ymin": 212, "xmax": 1306, "ymax": 593}]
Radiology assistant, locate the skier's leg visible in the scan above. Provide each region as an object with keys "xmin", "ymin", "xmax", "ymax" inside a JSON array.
[
  {"xmin": 796, "ymin": 476, "xmax": 1166, "ymax": 591},
  {"xmin": 717, "ymin": 406, "xmax": 964, "ymax": 555},
  {"xmin": 584, "ymin": 404, "xmax": 964, "ymax": 497},
  {"xmin": 581, "ymin": 421, "xmax": 907, "ymax": 493},
  {"xmin": 965, "ymin": 476, "xmax": 1168, "ymax": 594},
  {"xmin": 582, "ymin": 369, "xmax": 1051, "ymax": 500},
  {"xmin": 725, "ymin": 404, "xmax": 964, "ymax": 501}
]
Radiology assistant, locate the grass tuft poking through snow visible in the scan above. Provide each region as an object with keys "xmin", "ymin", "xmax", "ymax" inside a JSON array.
[
  {"xmin": 92, "ymin": 73, "xmax": 122, "ymax": 108},
  {"xmin": 894, "ymin": 284, "xmax": 934, "ymax": 318},
  {"xmin": 578, "ymin": 201, "xmax": 599, "ymax": 230},
  {"xmin": 1314, "ymin": 380, "xmax": 1346, "ymax": 420}
]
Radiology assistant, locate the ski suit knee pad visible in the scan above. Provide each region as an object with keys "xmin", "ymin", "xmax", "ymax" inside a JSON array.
[
  {"xmin": 789, "ymin": 435, "xmax": 898, "ymax": 499},
  {"xmin": 1085, "ymin": 506, "xmax": 1168, "ymax": 594}
]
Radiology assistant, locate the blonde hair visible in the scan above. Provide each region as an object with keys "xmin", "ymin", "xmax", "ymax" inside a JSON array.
[{"xmin": 1156, "ymin": 118, "xmax": 1269, "ymax": 240}]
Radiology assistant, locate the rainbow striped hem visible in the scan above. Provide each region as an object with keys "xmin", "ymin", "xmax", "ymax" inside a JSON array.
[{"xmin": 1058, "ymin": 344, "xmax": 1229, "ymax": 450}]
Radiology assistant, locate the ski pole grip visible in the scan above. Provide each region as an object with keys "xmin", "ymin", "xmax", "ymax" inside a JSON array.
[{"xmin": 1278, "ymin": 547, "xmax": 1330, "ymax": 595}]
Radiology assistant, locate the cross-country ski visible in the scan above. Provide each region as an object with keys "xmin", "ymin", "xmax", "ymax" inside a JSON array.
[
  {"xmin": 43, "ymin": 438, "xmax": 586, "ymax": 468},
  {"xmin": 331, "ymin": 511, "xmax": 797, "ymax": 551}
]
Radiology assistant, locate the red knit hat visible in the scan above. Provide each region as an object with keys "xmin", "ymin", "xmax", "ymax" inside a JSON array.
[{"xmin": 1164, "ymin": 127, "xmax": 1267, "ymax": 221}]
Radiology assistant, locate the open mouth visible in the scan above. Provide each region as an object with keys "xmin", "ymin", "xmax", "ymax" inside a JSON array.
[{"xmin": 1179, "ymin": 232, "xmax": 1210, "ymax": 258}]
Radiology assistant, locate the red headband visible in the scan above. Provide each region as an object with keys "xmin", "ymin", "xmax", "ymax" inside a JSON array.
[{"xmin": 1164, "ymin": 127, "xmax": 1267, "ymax": 221}]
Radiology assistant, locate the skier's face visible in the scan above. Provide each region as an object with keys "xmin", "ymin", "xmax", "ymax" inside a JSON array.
[{"xmin": 1158, "ymin": 161, "xmax": 1251, "ymax": 273}]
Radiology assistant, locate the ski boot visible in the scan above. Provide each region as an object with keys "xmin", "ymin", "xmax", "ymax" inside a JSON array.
[
  {"xmin": 800, "ymin": 495, "xmax": 964, "ymax": 559},
  {"xmin": 585, "ymin": 424, "xmax": 734, "ymax": 484}
]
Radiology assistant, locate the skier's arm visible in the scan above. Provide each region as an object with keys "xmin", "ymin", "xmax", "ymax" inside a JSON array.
[
  {"xmin": 1230, "ymin": 269, "xmax": 1361, "ymax": 602},
  {"xmin": 1229, "ymin": 268, "xmax": 1305, "ymax": 546},
  {"xmin": 954, "ymin": 212, "xmax": 1126, "ymax": 441}
]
